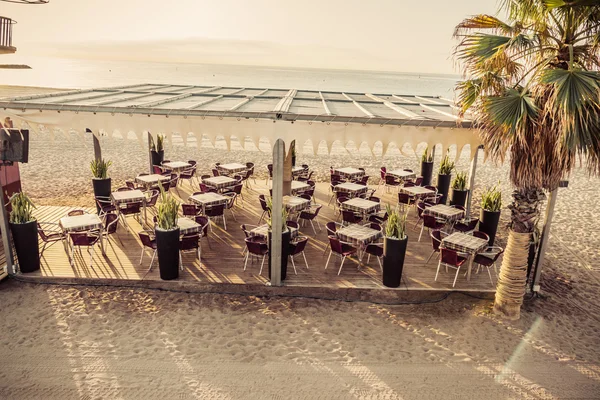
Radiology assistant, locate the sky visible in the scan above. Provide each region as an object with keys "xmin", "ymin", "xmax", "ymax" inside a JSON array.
[{"xmin": 2, "ymin": 0, "xmax": 499, "ymax": 74}]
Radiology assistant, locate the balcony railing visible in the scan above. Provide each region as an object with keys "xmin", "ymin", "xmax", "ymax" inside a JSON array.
[{"xmin": 0, "ymin": 16, "xmax": 16, "ymax": 53}]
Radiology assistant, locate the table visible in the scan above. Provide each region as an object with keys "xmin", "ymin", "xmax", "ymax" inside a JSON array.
[
  {"xmin": 59, "ymin": 214, "xmax": 105, "ymax": 255},
  {"xmin": 399, "ymin": 185, "xmax": 436, "ymax": 199},
  {"xmin": 111, "ymin": 189, "xmax": 147, "ymax": 224},
  {"xmin": 217, "ymin": 163, "xmax": 248, "ymax": 175},
  {"xmin": 290, "ymin": 181, "xmax": 310, "ymax": 195},
  {"xmin": 189, "ymin": 192, "xmax": 229, "ymax": 214},
  {"xmin": 177, "ymin": 217, "xmax": 203, "ymax": 235},
  {"xmin": 386, "ymin": 169, "xmax": 416, "ymax": 180},
  {"xmin": 282, "ymin": 196, "xmax": 311, "ymax": 212},
  {"xmin": 424, "ymin": 204, "xmax": 465, "ymax": 223},
  {"xmin": 334, "ymin": 167, "xmax": 365, "ymax": 179},
  {"xmin": 341, "ymin": 198, "xmax": 380, "ymax": 217},
  {"xmin": 162, "ymin": 161, "xmax": 192, "ymax": 172},
  {"xmin": 135, "ymin": 174, "xmax": 170, "ymax": 188},
  {"xmin": 202, "ymin": 176, "xmax": 238, "ymax": 191},
  {"xmin": 334, "ymin": 182, "xmax": 368, "ymax": 198},
  {"xmin": 248, "ymin": 224, "xmax": 298, "ymax": 240},
  {"xmin": 292, "ymin": 166, "xmax": 306, "ymax": 177},
  {"xmin": 336, "ymin": 224, "xmax": 382, "ymax": 264},
  {"xmin": 441, "ymin": 232, "xmax": 489, "ymax": 281}
]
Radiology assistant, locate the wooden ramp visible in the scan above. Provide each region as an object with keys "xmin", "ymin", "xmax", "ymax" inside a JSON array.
[{"xmin": 8, "ymin": 180, "xmax": 497, "ymax": 301}]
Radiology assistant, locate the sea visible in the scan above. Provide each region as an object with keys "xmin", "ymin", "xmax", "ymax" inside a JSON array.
[{"xmin": 0, "ymin": 56, "xmax": 460, "ymax": 97}]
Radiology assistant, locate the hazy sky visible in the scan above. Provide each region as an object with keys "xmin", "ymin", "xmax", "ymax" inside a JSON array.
[{"xmin": 3, "ymin": 0, "xmax": 498, "ymax": 74}]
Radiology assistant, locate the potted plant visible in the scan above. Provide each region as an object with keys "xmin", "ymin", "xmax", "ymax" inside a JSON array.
[
  {"xmin": 155, "ymin": 187, "xmax": 180, "ymax": 280},
  {"xmin": 479, "ymin": 184, "xmax": 502, "ymax": 245},
  {"xmin": 436, "ymin": 153, "xmax": 454, "ymax": 204},
  {"xmin": 9, "ymin": 192, "xmax": 39, "ymax": 273},
  {"xmin": 382, "ymin": 205, "xmax": 408, "ymax": 288},
  {"xmin": 150, "ymin": 134, "xmax": 165, "ymax": 166},
  {"xmin": 450, "ymin": 171, "xmax": 469, "ymax": 207},
  {"xmin": 90, "ymin": 158, "xmax": 112, "ymax": 214},
  {"xmin": 420, "ymin": 147, "xmax": 434, "ymax": 186},
  {"xmin": 266, "ymin": 197, "xmax": 291, "ymax": 281}
]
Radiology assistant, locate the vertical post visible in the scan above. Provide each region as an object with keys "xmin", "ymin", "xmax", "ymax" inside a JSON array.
[
  {"xmin": 270, "ymin": 139, "xmax": 285, "ymax": 286},
  {"xmin": 466, "ymin": 145, "xmax": 480, "ymax": 218},
  {"xmin": 147, "ymin": 132, "xmax": 154, "ymax": 174},
  {"xmin": 532, "ymin": 188, "xmax": 558, "ymax": 292},
  {"xmin": 88, "ymin": 128, "xmax": 102, "ymax": 161},
  {"xmin": 0, "ymin": 173, "xmax": 15, "ymax": 275}
]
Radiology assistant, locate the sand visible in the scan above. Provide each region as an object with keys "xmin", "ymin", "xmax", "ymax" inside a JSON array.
[{"xmin": 1, "ymin": 85, "xmax": 600, "ymax": 398}]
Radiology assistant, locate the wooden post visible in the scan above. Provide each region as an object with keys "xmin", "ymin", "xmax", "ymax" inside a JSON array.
[
  {"xmin": 0, "ymin": 173, "xmax": 15, "ymax": 275},
  {"xmin": 88, "ymin": 128, "xmax": 102, "ymax": 161},
  {"xmin": 283, "ymin": 140, "xmax": 293, "ymax": 196},
  {"xmin": 270, "ymin": 139, "xmax": 285, "ymax": 286},
  {"xmin": 466, "ymin": 145, "xmax": 480, "ymax": 218},
  {"xmin": 531, "ymin": 188, "xmax": 558, "ymax": 292},
  {"xmin": 147, "ymin": 132, "xmax": 154, "ymax": 174}
]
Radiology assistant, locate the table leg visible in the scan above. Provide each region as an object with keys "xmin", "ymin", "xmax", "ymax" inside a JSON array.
[
  {"xmin": 143, "ymin": 201, "xmax": 147, "ymax": 228},
  {"xmin": 100, "ymin": 228, "xmax": 106, "ymax": 255},
  {"xmin": 467, "ymin": 255, "xmax": 473, "ymax": 281}
]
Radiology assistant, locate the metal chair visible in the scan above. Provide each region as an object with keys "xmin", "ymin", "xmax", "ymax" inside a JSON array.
[
  {"xmin": 223, "ymin": 192, "xmax": 237, "ymax": 222},
  {"xmin": 323, "ymin": 221, "xmax": 342, "ymax": 255},
  {"xmin": 341, "ymin": 210, "xmax": 362, "ymax": 226},
  {"xmin": 435, "ymin": 247, "xmax": 468, "ymax": 287},
  {"xmin": 205, "ymin": 204, "xmax": 226, "ymax": 230},
  {"xmin": 364, "ymin": 242, "xmax": 383, "ymax": 270},
  {"xmin": 179, "ymin": 233, "xmax": 201, "ymax": 270},
  {"xmin": 182, "ymin": 204, "xmax": 200, "ymax": 217},
  {"xmin": 325, "ymin": 236, "xmax": 357, "ymax": 275},
  {"xmin": 68, "ymin": 231, "xmax": 100, "ymax": 268},
  {"xmin": 425, "ymin": 229, "xmax": 446, "ymax": 264},
  {"xmin": 288, "ymin": 236, "xmax": 309, "ymax": 274},
  {"xmin": 419, "ymin": 214, "xmax": 446, "ymax": 242},
  {"xmin": 179, "ymin": 167, "xmax": 196, "ymax": 187},
  {"xmin": 67, "ymin": 209, "xmax": 86, "ymax": 217},
  {"xmin": 297, "ymin": 204, "xmax": 322, "ymax": 235},
  {"xmin": 473, "ymin": 230, "xmax": 490, "ymax": 243},
  {"xmin": 138, "ymin": 230, "xmax": 157, "ymax": 271},
  {"xmin": 95, "ymin": 196, "xmax": 116, "ymax": 216},
  {"xmin": 194, "ymin": 215, "xmax": 211, "ymax": 249},
  {"xmin": 473, "ymin": 246, "xmax": 504, "ymax": 284},
  {"xmin": 244, "ymin": 236, "xmax": 268, "ymax": 275},
  {"xmin": 101, "ymin": 213, "xmax": 120, "ymax": 244},
  {"xmin": 384, "ymin": 175, "xmax": 401, "ymax": 193},
  {"xmin": 258, "ymin": 195, "xmax": 270, "ymax": 224},
  {"xmin": 37, "ymin": 222, "xmax": 65, "ymax": 256},
  {"xmin": 454, "ymin": 218, "xmax": 479, "ymax": 234}
]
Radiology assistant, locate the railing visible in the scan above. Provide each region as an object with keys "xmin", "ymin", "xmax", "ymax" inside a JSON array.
[{"xmin": 0, "ymin": 16, "xmax": 15, "ymax": 49}]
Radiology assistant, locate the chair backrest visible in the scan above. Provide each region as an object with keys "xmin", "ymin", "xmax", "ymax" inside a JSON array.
[
  {"xmin": 153, "ymin": 165, "xmax": 163, "ymax": 175},
  {"xmin": 160, "ymin": 180, "xmax": 170, "ymax": 192},
  {"xmin": 223, "ymin": 192, "xmax": 236, "ymax": 209},
  {"xmin": 451, "ymin": 205, "xmax": 466, "ymax": 211},
  {"xmin": 385, "ymin": 175, "xmax": 397, "ymax": 184},
  {"xmin": 162, "ymin": 160, "xmax": 171, "ymax": 165},
  {"xmin": 201, "ymin": 174, "xmax": 211, "ymax": 180},
  {"xmin": 403, "ymin": 181, "xmax": 415, "ymax": 187},
  {"xmin": 246, "ymin": 162, "xmax": 254, "ymax": 169},
  {"xmin": 232, "ymin": 184, "xmax": 243, "ymax": 195},
  {"xmin": 328, "ymin": 236, "xmax": 344, "ymax": 254},
  {"xmin": 286, "ymin": 220, "xmax": 299, "ymax": 229},
  {"xmin": 380, "ymin": 167, "xmax": 387, "ymax": 179},
  {"xmin": 104, "ymin": 213, "xmax": 119, "ymax": 234},
  {"xmin": 245, "ymin": 237, "xmax": 267, "ymax": 255},
  {"xmin": 169, "ymin": 177, "xmax": 178, "ymax": 188},
  {"xmin": 307, "ymin": 180, "xmax": 316, "ymax": 187},
  {"xmin": 146, "ymin": 190, "xmax": 159, "ymax": 206},
  {"xmin": 180, "ymin": 233, "xmax": 200, "ymax": 250},
  {"xmin": 368, "ymin": 196, "xmax": 380, "ymax": 203},
  {"xmin": 465, "ymin": 218, "xmax": 479, "ymax": 230},
  {"xmin": 416, "ymin": 201, "xmax": 427, "ymax": 217},
  {"xmin": 259, "ymin": 195, "xmax": 269, "ymax": 212},
  {"xmin": 188, "ymin": 160, "xmax": 197, "ymax": 166},
  {"xmin": 431, "ymin": 230, "xmax": 443, "ymax": 251},
  {"xmin": 398, "ymin": 193, "xmax": 411, "ymax": 205},
  {"xmin": 299, "ymin": 193, "xmax": 311, "ymax": 201},
  {"xmin": 291, "ymin": 236, "xmax": 308, "ymax": 254},
  {"xmin": 403, "ymin": 169, "xmax": 413, "ymax": 173},
  {"xmin": 415, "ymin": 177, "xmax": 423, "ymax": 186},
  {"xmin": 326, "ymin": 221, "xmax": 337, "ymax": 235},
  {"xmin": 360, "ymin": 175, "xmax": 369, "ymax": 185},
  {"xmin": 194, "ymin": 216, "xmax": 210, "ymax": 235},
  {"xmin": 215, "ymin": 162, "xmax": 221, "ymax": 167},
  {"xmin": 117, "ymin": 187, "xmax": 132, "ymax": 192},
  {"xmin": 205, "ymin": 204, "xmax": 225, "ymax": 217},
  {"xmin": 473, "ymin": 231, "xmax": 490, "ymax": 242},
  {"xmin": 124, "ymin": 201, "xmax": 143, "ymax": 213},
  {"xmin": 423, "ymin": 214, "xmax": 440, "ymax": 229},
  {"xmin": 342, "ymin": 210, "xmax": 359, "ymax": 224},
  {"xmin": 212, "ymin": 168, "xmax": 220, "ymax": 177},
  {"xmin": 330, "ymin": 174, "xmax": 342, "ymax": 182},
  {"xmin": 301, "ymin": 164, "xmax": 309, "ymax": 169},
  {"xmin": 182, "ymin": 204, "xmax": 198, "ymax": 216},
  {"xmin": 424, "ymin": 185, "xmax": 437, "ymax": 193},
  {"xmin": 67, "ymin": 210, "xmax": 85, "ymax": 216},
  {"xmin": 126, "ymin": 181, "xmax": 136, "ymax": 189},
  {"xmin": 440, "ymin": 247, "xmax": 460, "ymax": 266},
  {"xmin": 369, "ymin": 222, "xmax": 382, "ymax": 231},
  {"xmin": 69, "ymin": 232, "xmax": 97, "ymax": 246},
  {"xmin": 37, "ymin": 223, "xmax": 52, "ymax": 242}
]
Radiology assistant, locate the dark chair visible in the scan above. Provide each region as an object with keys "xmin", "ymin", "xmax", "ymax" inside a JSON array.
[
  {"xmin": 67, "ymin": 209, "xmax": 86, "ymax": 217},
  {"xmin": 368, "ymin": 212, "xmax": 388, "ymax": 225},
  {"xmin": 288, "ymin": 236, "xmax": 309, "ymax": 274},
  {"xmin": 179, "ymin": 233, "xmax": 201, "ymax": 269},
  {"xmin": 398, "ymin": 192, "xmax": 414, "ymax": 212},
  {"xmin": 179, "ymin": 167, "xmax": 196, "ymax": 187},
  {"xmin": 451, "ymin": 205, "xmax": 466, "ymax": 211},
  {"xmin": 182, "ymin": 204, "xmax": 199, "ymax": 217},
  {"xmin": 188, "ymin": 160, "xmax": 197, "ymax": 167},
  {"xmin": 266, "ymin": 164, "xmax": 273, "ymax": 184},
  {"xmin": 403, "ymin": 168, "xmax": 413, "ymax": 173},
  {"xmin": 205, "ymin": 204, "xmax": 226, "ymax": 230},
  {"xmin": 364, "ymin": 242, "xmax": 383, "ymax": 270},
  {"xmin": 297, "ymin": 204, "xmax": 322, "ymax": 235},
  {"xmin": 474, "ymin": 246, "xmax": 504, "ymax": 284},
  {"xmin": 415, "ymin": 177, "xmax": 424, "ymax": 186},
  {"xmin": 153, "ymin": 165, "xmax": 164, "ymax": 175},
  {"xmin": 454, "ymin": 218, "xmax": 479, "ymax": 234},
  {"xmin": 102, "ymin": 213, "xmax": 119, "ymax": 243},
  {"xmin": 378, "ymin": 167, "xmax": 387, "ymax": 191},
  {"xmin": 212, "ymin": 168, "xmax": 220, "ymax": 177},
  {"xmin": 323, "ymin": 221, "xmax": 342, "ymax": 255},
  {"xmin": 403, "ymin": 181, "xmax": 415, "ymax": 187},
  {"xmin": 37, "ymin": 222, "xmax": 65, "ymax": 256},
  {"xmin": 232, "ymin": 183, "xmax": 244, "ymax": 205},
  {"xmin": 414, "ymin": 201, "xmax": 429, "ymax": 230},
  {"xmin": 138, "ymin": 230, "xmax": 157, "ymax": 270},
  {"xmin": 119, "ymin": 201, "xmax": 143, "ymax": 228},
  {"xmin": 472, "ymin": 231, "xmax": 490, "ymax": 243},
  {"xmin": 368, "ymin": 196, "xmax": 380, "ymax": 203},
  {"xmin": 426, "ymin": 230, "xmax": 444, "ymax": 264},
  {"xmin": 419, "ymin": 214, "xmax": 446, "ymax": 242},
  {"xmin": 169, "ymin": 177, "xmax": 180, "ymax": 195},
  {"xmin": 245, "ymin": 162, "xmax": 256, "ymax": 186},
  {"xmin": 366, "ymin": 222, "xmax": 382, "ymax": 231},
  {"xmin": 95, "ymin": 196, "xmax": 116, "ymax": 216},
  {"xmin": 162, "ymin": 160, "xmax": 172, "ymax": 165},
  {"xmin": 435, "ymin": 247, "xmax": 468, "ymax": 287},
  {"xmin": 244, "ymin": 237, "xmax": 268, "ymax": 275},
  {"xmin": 297, "ymin": 171, "xmax": 314, "ymax": 182},
  {"xmin": 146, "ymin": 190, "xmax": 159, "ymax": 210},
  {"xmin": 358, "ymin": 175, "xmax": 369, "ymax": 185},
  {"xmin": 201, "ymin": 174, "xmax": 211, "ymax": 180},
  {"xmin": 325, "ymin": 236, "xmax": 357, "ymax": 275},
  {"xmin": 286, "ymin": 220, "xmax": 299, "ymax": 230},
  {"xmin": 68, "ymin": 231, "xmax": 100, "ymax": 267},
  {"xmin": 341, "ymin": 210, "xmax": 362, "ymax": 226},
  {"xmin": 117, "ymin": 187, "xmax": 132, "ymax": 192},
  {"xmin": 258, "ymin": 195, "xmax": 270, "ymax": 224},
  {"xmin": 299, "ymin": 193, "xmax": 312, "ymax": 201},
  {"xmin": 223, "ymin": 192, "xmax": 237, "ymax": 222},
  {"xmin": 194, "ymin": 216, "xmax": 211, "ymax": 248},
  {"xmin": 384, "ymin": 175, "xmax": 401, "ymax": 192}
]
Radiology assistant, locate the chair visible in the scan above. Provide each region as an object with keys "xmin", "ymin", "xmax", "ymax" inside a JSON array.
[
  {"xmin": 182, "ymin": 204, "xmax": 200, "ymax": 217},
  {"xmin": 454, "ymin": 218, "xmax": 479, "ymax": 234},
  {"xmin": 378, "ymin": 167, "xmax": 387, "ymax": 191},
  {"xmin": 368, "ymin": 196, "xmax": 380, "ymax": 203},
  {"xmin": 341, "ymin": 210, "xmax": 362, "ymax": 226},
  {"xmin": 364, "ymin": 242, "xmax": 383, "ymax": 270},
  {"xmin": 118, "ymin": 201, "xmax": 143, "ymax": 228},
  {"xmin": 258, "ymin": 195, "xmax": 270, "ymax": 224},
  {"xmin": 138, "ymin": 230, "xmax": 157, "ymax": 270},
  {"xmin": 201, "ymin": 174, "xmax": 211, "ymax": 180},
  {"xmin": 179, "ymin": 233, "xmax": 201, "ymax": 270},
  {"xmin": 194, "ymin": 216, "xmax": 211, "ymax": 248},
  {"xmin": 415, "ymin": 177, "xmax": 424, "ymax": 186},
  {"xmin": 205, "ymin": 204, "xmax": 226, "ymax": 230},
  {"xmin": 368, "ymin": 212, "xmax": 388, "ymax": 225},
  {"xmin": 299, "ymin": 193, "xmax": 312, "ymax": 201},
  {"xmin": 145, "ymin": 190, "xmax": 159, "ymax": 211},
  {"xmin": 403, "ymin": 181, "xmax": 415, "ymax": 187},
  {"xmin": 37, "ymin": 222, "xmax": 65, "ymax": 256},
  {"xmin": 301, "ymin": 164, "xmax": 309, "ymax": 170},
  {"xmin": 413, "ymin": 201, "xmax": 428, "ymax": 230},
  {"xmin": 160, "ymin": 180, "xmax": 170, "ymax": 192},
  {"xmin": 245, "ymin": 162, "xmax": 256, "ymax": 186},
  {"xmin": 286, "ymin": 220, "xmax": 299, "ymax": 230},
  {"xmin": 67, "ymin": 209, "xmax": 86, "ymax": 217},
  {"xmin": 288, "ymin": 236, "xmax": 309, "ymax": 274},
  {"xmin": 384, "ymin": 175, "xmax": 401, "ymax": 192},
  {"xmin": 297, "ymin": 204, "xmax": 322, "ymax": 235},
  {"xmin": 419, "ymin": 214, "xmax": 445, "ymax": 242},
  {"xmin": 473, "ymin": 231, "xmax": 490, "ymax": 243},
  {"xmin": 162, "ymin": 160, "xmax": 172, "ymax": 165},
  {"xmin": 187, "ymin": 160, "xmax": 197, "ymax": 167},
  {"xmin": 102, "ymin": 213, "xmax": 119, "ymax": 243},
  {"xmin": 473, "ymin": 246, "xmax": 504, "ymax": 284},
  {"xmin": 95, "ymin": 196, "xmax": 116, "ymax": 216},
  {"xmin": 169, "ymin": 176, "xmax": 180, "ymax": 195},
  {"xmin": 212, "ymin": 168, "xmax": 220, "ymax": 177},
  {"xmin": 266, "ymin": 164, "xmax": 273, "ymax": 184},
  {"xmin": 358, "ymin": 175, "xmax": 369, "ymax": 186},
  {"xmin": 435, "ymin": 247, "xmax": 468, "ymax": 287},
  {"xmin": 179, "ymin": 168, "xmax": 196, "ymax": 187},
  {"xmin": 68, "ymin": 231, "xmax": 100, "ymax": 268},
  {"xmin": 323, "ymin": 221, "xmax": 342, "ymax": 255},
  {"xmin": 403, "ymin": 168, "xmax": 413, "ymax": 173},
  {"xmin": 398, "ymin": 192, "xmax": 414, "ymax": 212},
  {"xmin": 425, "ymin": 230, "xmax": 444, "ymax": 264},
  {"xmin": 297, "ymin": 171, "xmax": 314, "ymax": 182},
  {"xmin": 366, "ymin": 222, "xmax": 382, "ymax": 231},
  {"xmin": 223, "ymin": 192, "xmax": 237, "ymax": 222},
  {"xmin": 244, "ymin": 237, "xmax": 268, "ymax": 275},
  {"xmin": 325, "ymin": 236, "xmax": 357, "ymax": 275},
  {"xmin": 153, "ymin": 165, "xmax": 164, "ymax": 175},
  {"xmin": 232, "ymin": 183, "xmax": 244, "ymax": 205},
  {"xmin": 126, "ymin": 180, "xmax": 136, "ymax": 190}
]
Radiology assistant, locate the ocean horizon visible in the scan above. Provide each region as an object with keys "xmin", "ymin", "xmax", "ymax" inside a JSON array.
[{"xmin": 0, "ymin": 55, "xmax": 461, "ymax": 98}]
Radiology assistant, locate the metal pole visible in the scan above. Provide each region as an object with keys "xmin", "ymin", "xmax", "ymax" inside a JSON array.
[
  {"xmin": 147, "ymin": 132, "xmax": 153, "ymax": 174},
  {"xmin": 466, "ymin": 146, "xmax": 480, "ymax": 218},
  {"xmin": 89, "ymin": 128, "xmax": 102, "ymax": 161},
  {"xmin": 270, "ymin": 139, "xmax": 285, "ymax": 287},
  {"xmin": 532, "ymin": 188, "xmax": 558, "ymax": 292},
  {"xmin": 0, "ymin": 170, "xmax": 15, "ymax": 275}
]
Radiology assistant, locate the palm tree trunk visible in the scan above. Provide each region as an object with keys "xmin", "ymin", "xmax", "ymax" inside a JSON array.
[{"xmin": 494, "ymin": 188, "xmax": 545, "ymax": 320}]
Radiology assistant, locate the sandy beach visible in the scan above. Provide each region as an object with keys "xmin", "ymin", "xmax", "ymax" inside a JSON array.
[{"xmin": 1, "ymin": 84, "xmax": 600, "ymax": 397}]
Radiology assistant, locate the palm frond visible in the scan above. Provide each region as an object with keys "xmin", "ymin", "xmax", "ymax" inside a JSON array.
[{"xmin": 454, "ymin": 14, "xmax": 517, "ymax": 36}]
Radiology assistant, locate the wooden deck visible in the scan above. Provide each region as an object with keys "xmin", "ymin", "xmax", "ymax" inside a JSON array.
[{"xmin": 8, "ymin": 179, "xmax": 497, "ymax": 300}]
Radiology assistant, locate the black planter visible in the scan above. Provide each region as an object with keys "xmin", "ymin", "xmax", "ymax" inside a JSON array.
[
  {"xmin": 92, "ymin": 178, "xmax": 111, "ymax": 214},
  {"xmin": 420, "ymin": 161, "xmax": 434, "ymax": 186},
  {"xmin": 10, "ymin": 220, "xmax": 40, "ymax": 273},
  {"xmin": 291, "ymin": 156, "xmax": 296, "ymax": 167},
  {"xmin": 436, "ymin": 174, "xmax": 452, "ymax": 205},
  {"xmin": 382, "ymin": 236, "xmax": 408, "ymax": 288},
  {"xmin": 151, "ymin": 150, "xmax": 164, "ymax": 166},
  {"xmin": 479, "ymin": 209, "xmax": 501, "ymax": 246},
  {"xmin": 450, "ymin": 189, "xmax": 469, "ymax": 207},
  {"xmin": 156, "ymin": 227, "xmax": 180, "ymax": 280},
  {"xmin": 526, "ymin": 240, "xmax": 538, "ymax": 280},
  {"xmin": 268, "ymin": 230, "xmax": 291, "ymax": 281}
]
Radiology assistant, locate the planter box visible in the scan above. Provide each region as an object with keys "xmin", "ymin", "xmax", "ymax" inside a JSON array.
[
  {"xmin": 92, "ymin": 177, "xmax": 111, "ymax": 214},
  {"xmin": 10, "ymin": 220, "xmax": 40, "ymax": 273},
  {"xmin": 420, "ymin": 161, "xmax": 434, "ymax": 186},
  {"xmin": 436, "ymin": 174, "xmax": 452, "ymax": 205},
  {"xmin": 479, "ymin": 209, "xmax": 500, "ymax": 246},
  {"xmin": 382, "ymin": 236, "xmax": 408, "ymax": 288},
  {"xmin": 151, "ymin": 150, "xmax": 164, "ymax": 166},
  {"xmin": 156, "ymin": 227, "xmax": 180, "ymax": 280},
  {"xmin": 268, "ymin": 230, "xmax": 291, "ymax": 281},
  {"xmin": 450, "ymin": 189, "xmax": 469, "ymax": 207}
]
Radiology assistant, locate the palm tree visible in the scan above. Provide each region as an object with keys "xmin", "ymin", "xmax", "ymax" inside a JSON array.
[{"xmin": 454, "ymin": 0, "xmax": 600, "ymax": 319}]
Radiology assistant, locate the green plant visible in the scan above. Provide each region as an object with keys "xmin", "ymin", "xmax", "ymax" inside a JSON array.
[
  {"xmin": 438, "ymin": 153, "xmax": 455, "ymax": 175},
  {"xmin": 265, "ymin": 197, "xmax": 288, "ymax": 231},
  {"xmin": 481, "ymin": 184, "xmax": 502, "ymax": 212},
  {"xmin": 90, "ymin": 158, "xmax": 112, "ymax": 179},
  {"xmin": 150, "ymin": 134, "xmax": 165, "ymax": 152},
  {"xmin": 452, "ymin": 171, "xmax": 468, "ymax": 190},
  {"xmin": 384, "ymin": 204, "xmax": 408, "ymax": 239},
  {"xmin": 9, "ymin": 192, "xmax": 36, "ymax": 224},
  {"xmin": 156, "ymin": 186, "xmax": 179, "ymax": 230},
  {"xmin": 421, "ymin": 147, "xmax": 433, "ymax": 163}
]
